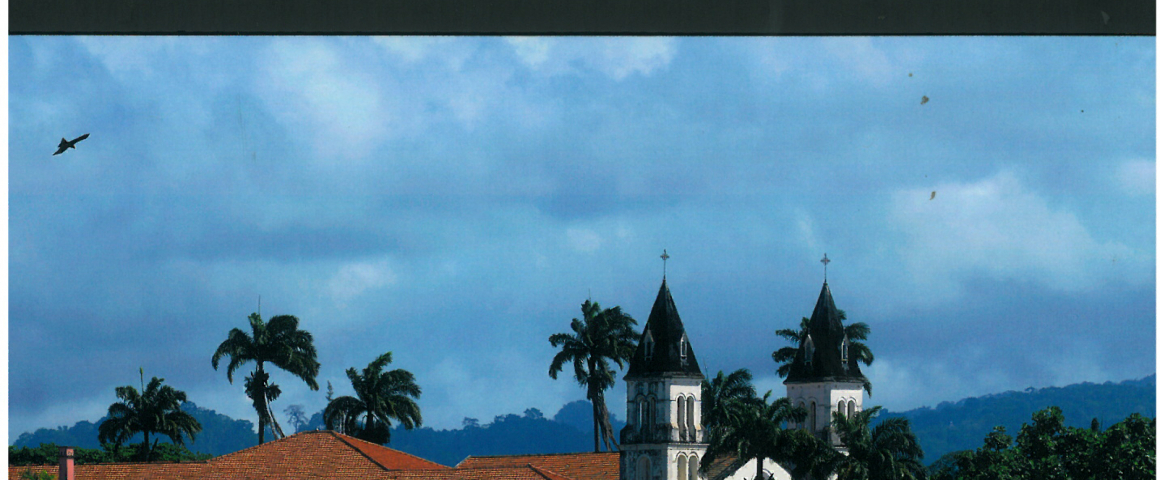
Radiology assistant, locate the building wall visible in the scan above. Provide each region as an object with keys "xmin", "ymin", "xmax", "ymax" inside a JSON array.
[{"xmin": 785, "ymin": 381, "xmax": 863, "ymax": 445}]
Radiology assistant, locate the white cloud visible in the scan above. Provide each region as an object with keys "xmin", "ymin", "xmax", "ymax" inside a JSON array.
[
  {"xmin": 371, "ymin": 36, "xmax": 475, "ymax": 71},
  {"xmin": 257, "ymin": 40, "xmax": 392, "ymax": 161},
  {"xmin": 327, "ymin": 259, "xmax": 399, "ymax": 304},
  {"xmin": 821, "ymin": 38, "xmax": 895, "ymax": 87},
  {"xmin": 567, "ymin": 228, "xmax": 604, "ymax": 253},
  {"xmin": 1115, "ymin": 160, "xmax": 1155, "ymax": 196},
  {"xmin": 505, "ymin": 37, "xmax": 677, "ymax": 81},
  {"xmin": 889, "ymin": 170, "xmax": 1137, "ymax": 300}
]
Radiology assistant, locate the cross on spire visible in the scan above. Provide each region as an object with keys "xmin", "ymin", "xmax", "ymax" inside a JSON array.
[
  {"xmin": 821, "ymin": 253, "xmax": 830, "ymax": 282},
  {"xmin": 661, "ymin": 249, "xmax": 670, "ymax": 278}
]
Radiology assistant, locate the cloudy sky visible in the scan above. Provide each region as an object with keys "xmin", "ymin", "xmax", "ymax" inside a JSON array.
[{"xmin": 8, "ymin": 36, "xmax": 1155, "ymax": 441}]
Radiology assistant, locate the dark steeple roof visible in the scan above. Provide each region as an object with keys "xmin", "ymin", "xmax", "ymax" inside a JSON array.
[
  {"xmin": 784, "ymin": 282, "xmax": 866, "ymax": 384},
  {"xmin": 625, "ymin": 279, "xmax": 703, "ymax": 380}
]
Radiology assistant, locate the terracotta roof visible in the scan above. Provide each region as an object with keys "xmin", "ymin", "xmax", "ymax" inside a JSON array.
[
  {"xmin": 9, "ymin": 431, "xmax": 448, "ymax": 480},
  {"xmin": 701, "ymin": 454, "xmax": 746, "ymax": 480},
  {"xmin": 457, "ymin": 452, "xmax": 619, "ymax": 480},
  {"xmin": 624, "ymin": 279, "xmax": 703, "ymax": 380},
  {"xmin": 9, "ymin": 462, "xmax": 207, "ymax": 480},
  {"xmin": 384, "ymin": 465, "xmax": 575, "ymax": 480}
]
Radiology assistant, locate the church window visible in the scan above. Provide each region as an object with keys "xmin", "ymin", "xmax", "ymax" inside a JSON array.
[
  {"xmin": 810, "ymin": 401, "xmax": 817, "ymax": 432},
  {"xmin": 847, "ymin": 400, "xmax": 856, "ymax": 419},
  {"xmin": 685, "ymin": 396, "xmax": 696, "ymax": 440},
  {"xmin": 643, "ymin": 333, "xmax": 654, "ymax": 361},
  {"xmin": 677, "ymin": 455, "xmax": 688, "ymax": 480},
  {"xmin": 677, "ymin": 397, "xmax": 687, "ymax": 438},
  {"xmin": 680, "ymin": 335, "xmax": 687, "ymax": 359},
  {"xmin": 636, "ymin": 456, "xmax": 651, "ymax": 480},
  {"xmin": 841, "ymin": 336, "xmax": 849, "ymax": 363},
  {"xmin": 837, "ymin": 400, "xmax": 845, "ymax": 419},
  {"xmin": 688, "ymin": 455, "xmax": 699, "ymax": 480}
]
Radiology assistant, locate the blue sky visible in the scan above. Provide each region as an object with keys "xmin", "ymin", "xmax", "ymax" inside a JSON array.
[{"xmin": 8, "ymin": 36, "xmax": 1155, "ymax": 441}]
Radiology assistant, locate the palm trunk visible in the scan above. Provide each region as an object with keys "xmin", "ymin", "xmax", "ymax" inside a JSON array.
[
  {"xmin": 756, "ymin": 457, "xmax": 763, "ymax": 480},
  {"xmin": 591, "ymin": 395, "xmax": 600, "ymax": 452},
  {"xmin": 141, "ymin": 431, "xmax": 150, "ymax": 462}
]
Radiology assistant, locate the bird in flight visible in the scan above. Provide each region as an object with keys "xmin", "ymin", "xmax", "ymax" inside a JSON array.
[{"xmin": 53, "ymin": 133, "xmax": 89, "ymax": 155}]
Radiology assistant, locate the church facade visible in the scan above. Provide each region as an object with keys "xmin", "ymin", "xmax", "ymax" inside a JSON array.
[{"xmin": 619, "ymin": 277, "xmax": 866, "ymax": 480}]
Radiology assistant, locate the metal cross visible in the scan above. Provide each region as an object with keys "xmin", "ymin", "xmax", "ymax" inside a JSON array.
[
  {"xmin": 661, "ymin": 249, "xmax": 670, "ymax": 278},
  {"xmin": 821, "ymin": 253, "xmax": 830, "ymax": 281}
]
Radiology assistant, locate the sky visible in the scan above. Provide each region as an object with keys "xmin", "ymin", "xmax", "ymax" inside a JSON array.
[{"xmin": 7, "ymin": 36, "xmax": 1155, "ymax": 441}]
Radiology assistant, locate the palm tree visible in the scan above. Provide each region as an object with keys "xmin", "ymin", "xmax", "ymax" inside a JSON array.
[
  {"xmin": 771, "ymin": 311, "xmax": 875, "ymax": 395},
  {"xmin": 212, "ymin": 312, "xmax": 320, "ymax": 444},
  {"xmin": 323, "ymin": 352, "xmax": 422, "ymax": 444},
  {"xmin": 97, "ymin": 372, "xmax": 202, "ymax": 462},
  {"xmin": 701, "ymin": 369, "xmax": 759, "ymax": 434},
  {"xmin": 830, "ymin": 406, "xmax": 927, "ymax": 480},
  {"xmin": 702, "ymin": 391, "xmax": 807, "ymax": 480},
  {"xmin": 549, "ymin": 299, "xmax": 639, "ymax": 452}
]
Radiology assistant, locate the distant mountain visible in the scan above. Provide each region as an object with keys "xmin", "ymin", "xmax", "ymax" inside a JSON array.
[
  {"xmin": 13, "ymin": 376, "xmax": 1153, "ymax": 467},
  {"xmin": 12, "ymin": 402, "xmax": 260, "ymax": 456},
  {"xmin": 877, "ymin": 374, "xmax": 1156, "ymax": 464}
]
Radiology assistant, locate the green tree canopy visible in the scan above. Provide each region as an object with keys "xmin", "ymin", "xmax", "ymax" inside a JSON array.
[
  {"xmin": 324, "ymin": 352, "xmax": 423, "ymax": 444},
  {"xmin": 96, "ymin": 374, "xmax": 202, "ymax": 462},
  {"xmin": 549, "ymin": 299, "xmax": 639, "ymax": 452},
  {"xmin": 212, "ymin": 313, "xmax": 320, "ymax": 444}
]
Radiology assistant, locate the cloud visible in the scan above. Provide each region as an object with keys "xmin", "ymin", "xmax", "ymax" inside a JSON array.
[
  {"xmin": 505, "ymin": 37, "xmax": 677, "ymax": 80},
  {"xmin": 257, "ymin": 40, "xmax": 391, "ymax": 161},
  {"xmin": 566, "ymin": 228, "xmax": 604, "ymax": 253},
  {"xmin": 327, "ymin": 258, "xmax": 400, "ymax": 304},
  {"xmin": 889, "ymin": 170, "xmax": 1137, "ymax": 300},
  {"xmin": 1116, "ymin": 160, "xmax": 1155, "ymax": 197}
]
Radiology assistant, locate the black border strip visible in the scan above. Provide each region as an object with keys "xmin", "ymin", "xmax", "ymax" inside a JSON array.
[{"xmin": 10, "ymin": 0, "xmax": 1156, "ymax": 35}]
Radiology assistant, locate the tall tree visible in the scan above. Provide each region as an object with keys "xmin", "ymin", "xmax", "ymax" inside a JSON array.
[
  {"xmin": 323, "ymin": 352, "xmax": 423, "ymax": 444},
  {"xmin": 771, "ymin": 311, "xmax": 875, "ymax": 395},
  {"xmin": 830, "ymin": 406, "xmax": 926, "ymax": 480},
  {"xmin": 701, "ymin": 369, "xmax": 759, "ymax": 435},
  {"xmin": 97, "ymin": 373, "xmax": 202, "ymax": 462},
  {"xmin": 549, "ymin": 299, "xmax": 639, "ymax": 452},
  {"xmin": 212, "ymin": 312, "xmax": 320, "ymax": 444},
  {"xmin": 702, "ymin": 391, "xmax": 808, "ymax": 480}
]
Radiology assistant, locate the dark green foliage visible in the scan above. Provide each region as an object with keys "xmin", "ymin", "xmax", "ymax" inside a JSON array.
[
  {"xmin": 548, "ymin": 299, "xmax": 639, "ymax": 452},
  {"xmin": 323, "ymin": 352, "xmax": 423, "ymax": 444},
  {"xmin": 17, "ymin": 469, "xmax": 55, "ymax": 480},
  {"xmin": 881, "ymin": 375, "xmax": 1156, "ymax": 463},
  {"xmin": 9, "ymin": 442, "xmax": 210, "ymax": 466},
  {"xmin": 929, "ymin": 407, "xmax": 1156, "ymax": 480},
  {"xmin": 12, "ymin": 402, "xmax": 252, "ymax": 456},
  {"xmin": 96, "ymin": 375, "xmax": 202, "ymax": 462},
  {"xmin": 383, "ymin": 403, "xmax": 620, "ymax": 467},
  {"xmin": 831, "ymin": 406, "xmax": 927, "ymax": 480},
  {"xmin": 212, "ymin": 312, "xmax": 320, "ymax": 445}
]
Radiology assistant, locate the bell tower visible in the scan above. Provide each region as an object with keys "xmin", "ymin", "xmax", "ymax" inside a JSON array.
[
  {"xmin": 783, "ymin": 280, "xmax": 867, "ymax": 448},
  {"xmin": 620, "ymin": 278, "xmax": 706, "ymax": 480}
]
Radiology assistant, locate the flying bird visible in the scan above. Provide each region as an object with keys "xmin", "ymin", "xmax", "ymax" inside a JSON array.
[
  {"xmin": 53, "ymin": 133, "xmax": 89, "ymax": 155},
  {"xmin": 930, "ymin": 191, "xmax": 936, "ymax": 200}
]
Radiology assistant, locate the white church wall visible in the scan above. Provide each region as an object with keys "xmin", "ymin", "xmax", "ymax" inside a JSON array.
[{"xmin": 715, "ymin": 458, "xmax": 792, "ymax": 480}]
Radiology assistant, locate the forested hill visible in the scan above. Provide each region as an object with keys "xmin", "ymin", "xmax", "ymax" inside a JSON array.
[
  {"xmin": 13, "ymin": 376, "xmax": 1154, "ymax": 466},
  {"xmin": 876, "ymin": 374, "xmax": 1156, "ymax": 464}
]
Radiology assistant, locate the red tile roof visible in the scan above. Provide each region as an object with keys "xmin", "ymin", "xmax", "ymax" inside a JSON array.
[
  {"xmin": 456, "ymin": 452, "xmax": 619, "ymax": 480},
  {"xmin": 9, "ymin": 431, "xmax": 448, "ymax": 480}
]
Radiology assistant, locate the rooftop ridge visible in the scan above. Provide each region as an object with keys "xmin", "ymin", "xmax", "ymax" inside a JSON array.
[{"xmin": 330, "ymin": 430, "xmax": 449, "ymax": 470}]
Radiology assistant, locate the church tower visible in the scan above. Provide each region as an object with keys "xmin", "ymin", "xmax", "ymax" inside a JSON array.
[
  {"xmin": 620, "ymin": 279, "xmax": 706, "ymax": 480},
  {"xmin": 783, "ymin": 280, "xmax": 867, "ymax": 447}
]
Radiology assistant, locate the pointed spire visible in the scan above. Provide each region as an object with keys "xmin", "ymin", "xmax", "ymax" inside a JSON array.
[
  {"xmin": 784, "ymin": 281, "xmax": 865, "ymax": 384},
  {"xmin": 625, "ymin": 278, "xmax": 702, "ymax": 380}
]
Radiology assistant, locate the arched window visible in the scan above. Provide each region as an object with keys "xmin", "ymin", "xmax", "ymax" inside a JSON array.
[
  {"xmin": 837, "ymin": 400, "xmax": 846, "ymax": 420},
  {"xmin": 796, "ymin": 401, "xmax": 806, "ymax": 430},
  {"xmin": 677, "ymin": 455, "xmax": 688, "ymax": 480},
  {"xmin": 841, "ymin": 336, "xmax": 850, "ymax": 363},
  {"xmin": 810, "ymin": 401, "xmax": 817, "ymax": 432},
  {"xmin": 848, "ymin": 400, "xmax": 856, "ymax": 419},
  {"xmin": 688, "ymin": 455, "xmax": 699, "ymax": 480},
  {"xmin": 685, "ymin": 396, "xmax": 696, "ymax": 441},
  {"xmin": 677, "ymin": 396, "xmax": 687, "ymax": 439},
  {"xmin": 680, "ymin": 335, "xmax": 687, "ymax": 359},
  {"xmin": 636, "ymin": 455, "xmax": 651, "ymax": 480}
]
